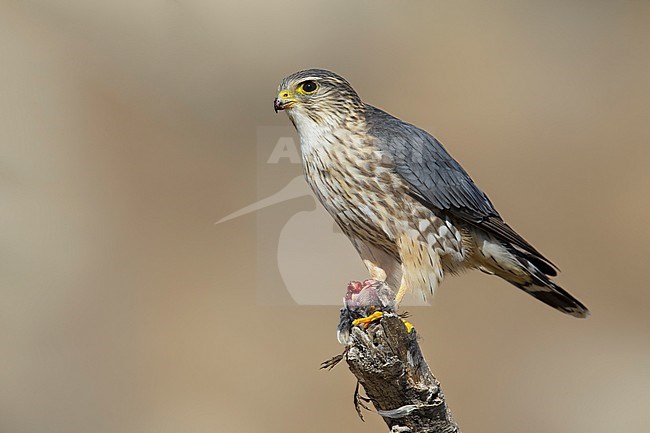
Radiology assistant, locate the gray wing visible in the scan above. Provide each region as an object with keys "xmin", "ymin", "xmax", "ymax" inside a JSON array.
[{"xmin": 365, "ymin": 105, "xmax": 558, "ymax": 275}]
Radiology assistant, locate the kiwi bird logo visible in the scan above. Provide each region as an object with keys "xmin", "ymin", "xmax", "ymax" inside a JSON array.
[{"xmin": 217, "ymin": 176, "xmax": 430, "ymax": 306}]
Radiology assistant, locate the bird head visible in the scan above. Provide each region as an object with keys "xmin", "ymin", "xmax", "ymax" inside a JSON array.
[{"xmin": 274, "ymin": 69, "xmax": 363, "ymax": 129}]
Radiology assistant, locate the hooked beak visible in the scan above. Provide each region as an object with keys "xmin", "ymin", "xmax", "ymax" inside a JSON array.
[
  {"xmin": 274, "ymin": 91, "xmax": 296, "ymax": 113},
  {"xmin": 273, "ymin": 98, "xmax": 283, "ymax": 113}
]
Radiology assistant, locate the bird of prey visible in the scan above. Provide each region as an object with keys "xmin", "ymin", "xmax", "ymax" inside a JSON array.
[{"xmin": 274, "ymin": 69, "xmax": 589, "ymax": 318}]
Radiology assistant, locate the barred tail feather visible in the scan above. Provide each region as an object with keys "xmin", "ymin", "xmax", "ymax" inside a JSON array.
[
  {"xmin": 512, "ymin": 277, "xmax": 590, "ymax": 318},
  {"xmin": 478, "ymin": 238, "xmax": 590, "ymax": 318},
  {"xmin": 504, "ymin": 246, "xmax": 590, "ymax": 318}
]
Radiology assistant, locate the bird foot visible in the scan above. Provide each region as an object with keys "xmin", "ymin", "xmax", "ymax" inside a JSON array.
[
  {"xmin": 352, "ymin": 311, "xmax": 384, "ymax": 328},
  {"xmin": 402, "ymin": 319, "xmax": 414, "ymax": 333},
  {"xmin": 352, "ymin": 311, "xmax": 414, "ymax": 333}
]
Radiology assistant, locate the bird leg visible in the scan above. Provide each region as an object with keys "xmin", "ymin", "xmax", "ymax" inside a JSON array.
[
  {"xmin": 394, "ymin": 284, "xmax": 409, "ymax": 306},
  {"xmin": 362, "ymin": 259, "xmax": 388, "ymax": 282},
  {"xmin": 394, "ymin": 285, "xmax": 415, "ymax": 332}
]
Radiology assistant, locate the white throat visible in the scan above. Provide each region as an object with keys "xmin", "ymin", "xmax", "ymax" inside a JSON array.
[{"xmin": 287, "ymin": 109, "xmax": 337, "ymax": 154}]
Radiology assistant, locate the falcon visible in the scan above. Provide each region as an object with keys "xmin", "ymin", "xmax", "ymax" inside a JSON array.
[{"xmin": 274, "ymin": 69, "xmax": 589, "ymax": 318}]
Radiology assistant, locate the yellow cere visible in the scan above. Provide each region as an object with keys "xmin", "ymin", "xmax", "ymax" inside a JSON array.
[{"xmin": 278, "ymin": 90, "xmax": 294, "ymax": 100}]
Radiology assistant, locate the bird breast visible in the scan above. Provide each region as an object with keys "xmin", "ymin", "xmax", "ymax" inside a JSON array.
[
  {"xmin": 298, "ymin": 124, "xmax": 405, "ymax": 246},
  {"xmin": 295, "ymin": 119, "xmax": 467, "ymax": 273}
]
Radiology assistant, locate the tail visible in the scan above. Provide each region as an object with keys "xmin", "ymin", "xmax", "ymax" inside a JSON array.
[
  {"xmin": 511, "ymin": 273, "xmax": 590, "ymax": 318},
  {"xmin": 479, "ymin": 240, "xmax": 590, "ymax": 318}
]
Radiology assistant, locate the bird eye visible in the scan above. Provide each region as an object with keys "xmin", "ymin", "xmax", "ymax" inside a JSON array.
[{"xmin": 299, "ymin": 80, "xmax": 318, "ymax": 94}]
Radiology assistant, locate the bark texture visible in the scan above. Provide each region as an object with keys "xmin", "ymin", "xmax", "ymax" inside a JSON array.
[{"xmin": 331, "ymin": 280, "xmax": 460, "ymax": 433}]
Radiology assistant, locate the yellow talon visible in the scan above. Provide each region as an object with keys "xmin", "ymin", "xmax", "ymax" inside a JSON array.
[
  {"xmin": 352, "ymin": 311, "xmax": 384, "ymax": 328},
  {"xmin": 402, "ymin": 319, "xmax": 414, "ymax": 333}
]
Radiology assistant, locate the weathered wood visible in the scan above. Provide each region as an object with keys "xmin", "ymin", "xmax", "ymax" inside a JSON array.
[{"xmin": 326, "ymin": 280, "xmax": 460, "ymax": 433}]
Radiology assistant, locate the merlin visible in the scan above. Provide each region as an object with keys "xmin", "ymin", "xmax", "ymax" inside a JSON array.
[{"xmin": 274, "ymin": 69, "xmax": 589, "ymax": 318}]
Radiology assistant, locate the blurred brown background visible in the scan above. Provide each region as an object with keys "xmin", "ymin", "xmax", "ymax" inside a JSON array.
[{"xmin": 1, "ymin": 1, "xmax": 649, "ymax": 432}]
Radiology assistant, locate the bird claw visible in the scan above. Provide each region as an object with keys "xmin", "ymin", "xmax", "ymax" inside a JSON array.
[
  {"xmin": 352, "ymin": 311, "xmax": 414, "ymax": 333},
  {"xmin": 402, "ymin": 319, "xmax": 415, "ymax": 333},
  {"xmin": 398, "ymin": 311, "xmax": 415, "ymax": 333},
  {"xmin": 352, "ymin": 311, "xmax": 384, "ymax": 328}
]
